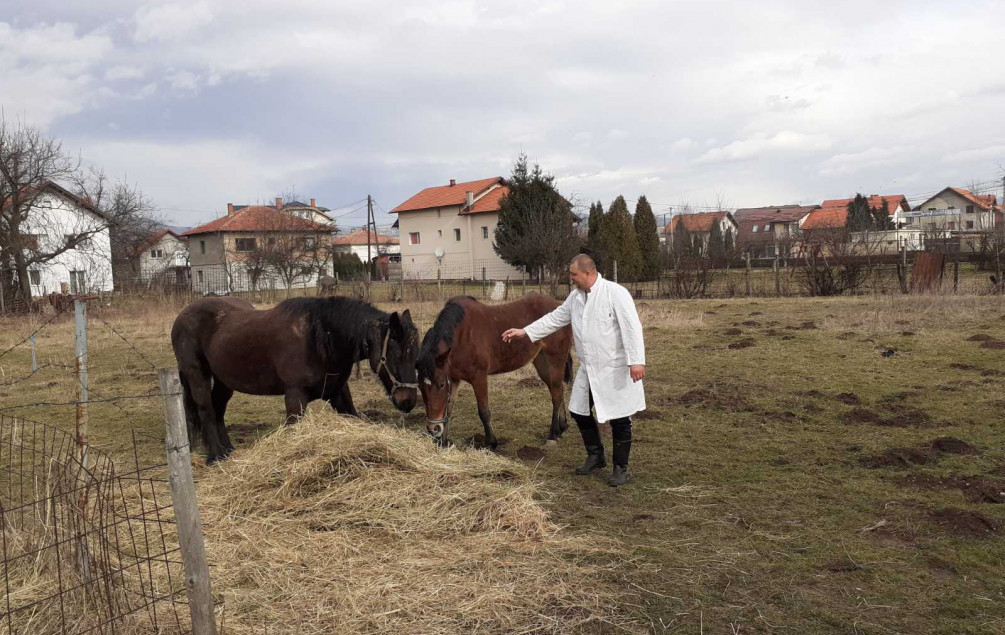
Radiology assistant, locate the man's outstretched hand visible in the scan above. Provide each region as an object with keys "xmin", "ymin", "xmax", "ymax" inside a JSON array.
[{"xmin": 502, "ymin": 328, "xmax": 526, "ymax": 343}]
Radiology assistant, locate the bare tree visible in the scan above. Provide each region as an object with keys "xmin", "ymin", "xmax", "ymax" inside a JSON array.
[{"xmin": 797, "ymin": 227, "xmax": 880, "ymax": 296}]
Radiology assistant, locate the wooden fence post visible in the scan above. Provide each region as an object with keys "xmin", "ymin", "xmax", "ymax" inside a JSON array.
[
  {"xmin": 745, "ymin": 252, "xmax": 752, "ymax": 296},
  {"xmin": 159, "ymin": 368, "xmax": 218, "ymax": 635},
  {"xmin": 773, "ymin": 255, "xmax": 781, "ymax": 296}
]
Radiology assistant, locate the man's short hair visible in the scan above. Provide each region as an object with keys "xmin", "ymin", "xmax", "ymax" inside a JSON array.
[{"xmin": 570, "ymin": 254, "xmax": 597, "ymax": 272}]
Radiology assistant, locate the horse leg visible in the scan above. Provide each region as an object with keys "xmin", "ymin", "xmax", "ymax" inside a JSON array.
[
  {"xmin": 471, "ymin": 374, "xmax": 497, "ymax": 450},
  {"xmin": 328, "ymin": 381, "xmax": 359, "ymax": 417},
  {"xmin": 211, "ymin": 380, "xmax": 235, "ymax": 455},
  {"xmin": 179, "ymin": 366, "xmax": 226, "ymax": 464},
  {"xmin": 284, "ymin": 388, "xmax": 311, "ymax": 425},
  {"xmin": 533, "ymin": 354, "xmax": 568, "ymax": 444}
]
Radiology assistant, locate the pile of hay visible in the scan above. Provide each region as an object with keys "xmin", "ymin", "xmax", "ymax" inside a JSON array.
[{"xmin": 198, "ymin": 410, "xmax": 635, "ymax": 634}]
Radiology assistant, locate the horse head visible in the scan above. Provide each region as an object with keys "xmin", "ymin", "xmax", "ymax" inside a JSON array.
[
  {"xmin": 366, "ymin": 309, "xmax": 419, "ymax": 413},
  {"xmin": 415, "ymin": 339, "xmax": 453, "ymax": 446}
]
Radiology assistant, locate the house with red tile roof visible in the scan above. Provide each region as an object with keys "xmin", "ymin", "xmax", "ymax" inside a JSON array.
[
  {"xmin": 800, "ymin": 195, "xmax": 910, "ymax": 231},
  {"xmin": 733, "ymin": 205, "xmax": 817, "ymax": 259},
  {"xmin": 183, "ymin": 199, "xmax": 333, "ymax": 293},
  {"xmin": 333, "ymin": 228, "xmax": 400, "ymax": 263},
  {"xmin": 662, "ymin": 211, "xmax": 738, "ymax": 246},
  {"xmin": 391, "ymin": 177, "xmax": 523, "ymax": 280},
  {"xmin": 130, "ymin": 228, "xmax": 190, "ymax": 287},
  {"xmin": 905, "ymin": 187, "xmax": 1002, "ymax": 237}
]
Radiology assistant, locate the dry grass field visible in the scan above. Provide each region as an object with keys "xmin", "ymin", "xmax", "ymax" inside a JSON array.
[{"xmin": 2, "ymin": 292, "xmax": 1004, "ymax": 634}]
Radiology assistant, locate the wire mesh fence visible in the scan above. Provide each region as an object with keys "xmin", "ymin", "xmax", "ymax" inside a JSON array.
[{"xmin": 0, "ymin": 415, "xmax": 191, "ymax": 635}]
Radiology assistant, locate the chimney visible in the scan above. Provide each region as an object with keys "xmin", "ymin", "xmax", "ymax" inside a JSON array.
[
  {"xmin": 465, "ymin": 191, "xmax": 474, "ymax": 209},
  {"xmin": 275, "ymin": 197, "xmax": 282, "ymax": 211},
  {"xmin": 227, "ymin": 203, "xmax": 234, "ymax": 215},
  {"xmin": 449, "ymin": 179, "xmax": 456, "ymax": 187},
  {"xmin": 310, "ymin": 197, "xmax": 316, "ymax": 208}
]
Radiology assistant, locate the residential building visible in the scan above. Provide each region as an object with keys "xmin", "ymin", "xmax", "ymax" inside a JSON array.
[
  {"xmin": 801, "ymin": 194, "xmax": 911, "ymax": 231},
  {"xmin": 134, "ymin": 229, "xmax": 190, "ymax": 286},
  {"xmin": 905, "ymin": 187, "xmax": 1002, "ymax": 235},
  {"xmin": 333, "ymin": 228, "xmax": 400, "ymax": 263},
  {"xmin": 734, "ymin": 205, "xmax": 817, "ymax": 259},
  {"xmin": 392, "ymin": 177, "xmax": 523, "ymax": 280},
  {"xmin": 8, "ymin": 180, "xmax": 115, "ymax": 296},
  {"xmin": 184, "ymin": 200, "xmax": 332, "ymax": 293},
  {"xmin": 280, "ymin": 198, "xmax": 334, "ymax": 225},
  {"xmin": 663, "ymin": 211, "xmax": 738, "ymax": 246}
]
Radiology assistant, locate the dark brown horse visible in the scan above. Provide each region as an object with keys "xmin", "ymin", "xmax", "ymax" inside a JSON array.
[
  {"xmin": 415, "ymin": 295, "xmax": 573, "ymax": 448},
  {"xmin": 171, "ymin": 296, "xmax": 419, "ymax": 464}
]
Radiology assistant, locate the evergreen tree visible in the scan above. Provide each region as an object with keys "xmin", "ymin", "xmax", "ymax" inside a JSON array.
[
  {"xmin": 845, "ymin": 194, "xmax": 874, "ymax": 232},
  {"xmin": 494, "ymin": 153, "xmax": 581, "ymax": 277},
  {"xmin": 872, "ymin": 198, "xmax": 891, "ymax": 230},
  {"xmin": 633, "ymin": 196, "xmax": 661, "ymax": 281},
  {"xmin": 585, "ymin": 200, "xmax": 606, "ymax": 268},
  {"xmin": 600, "ymin": 195, "xmax": 641, "ymax": 281},
  {"xmin": 670, "ymin": 221, "xmax": 693, "ymax": 259},
  {"xmin": 723, "ymin": 227, "xmax": 736, "ymax": 263},
  {"xmin": 707, "ymin": 219, "xmax": 725, "ymax": 265}
]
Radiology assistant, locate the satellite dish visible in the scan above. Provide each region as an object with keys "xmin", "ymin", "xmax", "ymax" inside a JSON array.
[{"xmin": 433, "ymin": 247, "xmax": 444, "ymax": 259}]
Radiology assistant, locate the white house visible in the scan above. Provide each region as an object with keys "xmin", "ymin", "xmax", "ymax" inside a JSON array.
[
  {"xmin": 17, "ymin": 181, "xmax": 114, "ymax": 296},
  {"xmin": 332, "ymin": 228, "xmax": 400, "ymax": 262},
  {"xmin": 135, "ymin": 229, "xmax": 190, "ymax": 286}
]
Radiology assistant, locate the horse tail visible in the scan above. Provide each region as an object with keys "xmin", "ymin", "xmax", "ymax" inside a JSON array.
[
  {"xmin": 564, "ymin": 353, "xmax": 573, "ymax": 384},
  {"xmin": 178, "ymin": 371, "xmax": 201, "ymax": 448}
]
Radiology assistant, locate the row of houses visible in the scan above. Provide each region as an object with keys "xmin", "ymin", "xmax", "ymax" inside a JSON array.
[{"xmin": 665, "ymin": 187, "xmax": 1002, "ymax": 259}]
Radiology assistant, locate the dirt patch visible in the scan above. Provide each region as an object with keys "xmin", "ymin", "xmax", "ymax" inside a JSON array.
[
  {"xmin": 843, "ymin": 408, "xmax": 882, "ymax": 425},
  {"xmin": 359, "ymin": 409, "xmax": 390, "ymax": 421},
  {"xmin": 797, "ymin": 389, "xmax": 826, "ymax": 398},
  {"xmin": 633, "ymin": 410, "xmax": 664, "ymax": 421},
  {"xmin": 781, "ymin": 335, "xmax": 795, "ymax": 341},
  {"xmin": 824, "ymin": 558, "xmax": 862, "ymax": 573},
  {"xmin": 897, "ymin": 474, "xmax": 1005, "ymax": 504},
  {"xmin": 929, "ymin": 508, "xmax": 1000, "ymax": 537},
  {"xmin": 901, "ymin": 331, "xmax": 916, "ymax": 337},
  {"xmin": 798, "ymin": 321, "xmax": 817, "ymax": 330},
  {"xmin": 834, "ymin": 392, "xmax": 862, "ymax": 405},
  {"xmin": 764, "ymin": 329, "xmax": 781, "ymax": 336},
  {"xmin": 966, "ymin": 333, "xmax": 995, "ymax": 341},
  {"xmin": 949, "ymin": 363, "xmax": 980, "ymax": 372},
  {"xmin": 722, "ymin": 328, "xmax": 743, "ymax": 336},
  {"xmin": 467, "ymin": 434, "xmax": 511, "ymax": 449},
  {"xmin": 837, "ymin": 331, "xmax": 857, "ymax": 340},
  {"xmin": 860, "ymin": 447, "xmax": 932, "ymax": 468},
  {"xmin": 740, "ymin": 320, "xmax": 761, "ymax": 327},
  {"xmin": 691, "ymin": 344, "xmax": 716, "ymax": 351},
  {"xmin": 930, "ymin": 436, "xmax": 978, "ymax": 455},
  {"xmin": 676, "ymin": 387, "xmax": 756, "ymax": 412},
  {"xmin": 982, "ymin": 369, "xmax": 1003, "ymax": 377},
  {"xmin": 879, "ymin": 405, "xmax": 932, "ymax": 427},
  {"xmin": 980, "ymin": 340, "xmax": 1005, "ymax": 349},
  {"xmin": 516, "ymin": 445, "xmax": 546, "ymax": 462},
  {"xmin": 728, "ymin": 338, "xmax": 756, "ymax": 350},
  {"xmin": 749, "ymin": 311, "xmax": 763, "ymax": 316},
  {"xmin": 517, "ymin": 377, "xmax": 542, "ymax": 388},
  {"xmin": 894, "ymin": 320, "xmax": 910, "ymax": 325}
]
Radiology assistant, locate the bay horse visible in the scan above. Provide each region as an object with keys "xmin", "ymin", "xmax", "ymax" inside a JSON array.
[
  {"xmin": 171, "ymin": 296, "xmax": 420, "ymax": 464},
  {"xmin": 415, "ymin": 295, "xmax": 573, "ymax": 448}
]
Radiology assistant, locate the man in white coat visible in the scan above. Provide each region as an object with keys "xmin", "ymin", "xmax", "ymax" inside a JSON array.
[{"xmin": 502, "ymin": 254, "xmax": 646, "ymax": 487}]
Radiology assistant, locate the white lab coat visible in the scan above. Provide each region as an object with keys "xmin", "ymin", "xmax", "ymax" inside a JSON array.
[{"xmin": 524, "ymin": 274, "xmax": 646, "ymax": 422}]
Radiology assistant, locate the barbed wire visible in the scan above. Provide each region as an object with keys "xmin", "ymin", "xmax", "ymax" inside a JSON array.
[
  {"xmin": 0, "ymin": 304, "xmax": 70, "ymax": 363},
  {"xmin": 95, "ymin": 316, "xmax": 161, "ymax": 371},
  {"xmin": 0, "ymin": 390, "xmax": 180, "ymax": 415}
]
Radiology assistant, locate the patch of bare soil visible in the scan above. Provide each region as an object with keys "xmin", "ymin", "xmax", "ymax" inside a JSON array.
[
  {"xmin": 843, "ymin": 408, "xmax": 882, "ymax": 425},
  {"xmin": 517, "ymin": 377, "xmax": 541, "ymax": 388},
  {"xmin": 980, "ymin": 340, "xmax": 1005, "ymax": 349},
  {"xmin": 823, "ymin": 558, "xmax": 862, "ymax": 573},
  {"xmin": 516, "ymin": 445, "xmax": 545, "ymax": 462},
  {"xmin": 797, "ymin": 389, "xmax": 826, "ymax": 398},
  {"xmin": 633, "ymin": 410, "xmax": 664, "ymax": 421},
  {"xmin": 722, "ymin": 328, "xmax": 743, "ymax": 336},
  {"xmin": 879, "ymin": 404, "xmax": 932, "ymax": 427},
  {"xmin": 764, "ymin": 329, "xmax": 781, "ymax": 336},
  {"xmin": 781, "ymin": 335, "xmax": 795, "ymax": 341},
  {"xmin": 895, "ymin": 474, "xmax": 1005, "ymax": 504},
  {"xmin": 675, "ymin": 387, "xmax": 756, "ymax": 412},
  {"xmin": 740, "ymin": 320, "xmax": 761, "ymax": 327},
  {"xmin": 798, "ymin": 321, "xmax": 817, "ymax": 330},
  {"xmin": 837, "ymin": 331, "xmax": 857, "ymax": 340},
  {"xmin": 901, "ymin": 331, "xmax": 916, "ymax": 337},
  {"xmin": 966, "ymin": 333, "xmax": 995, "ymax": 341},
  {"xmin": 950, "ymin": 363, "xmax": 980, "ymax": 371},
  {"xmin": 834, "ymin": 392, "xmax": 861, "ymax": 405},
  {"xmin": 749, "ymin": 311, "xmax": 763, "ymax": 316},
  {"xmin": 930, "ymin": 437, "xmax": 978, "ymax": 455},
  {"xmin": 728, "ymin": 338, "xmax": 756, "ymax": 350},
  {"xmin": 894, "ymin": 320, "xmax": 910, "ymax": 325},
  {"xmin": 860, "ymin": 447, "xmax": 932, "ymax": 468},
  {"xmin": 929, "ymin": 508, "xmax": 1001, "ymax": 537}
]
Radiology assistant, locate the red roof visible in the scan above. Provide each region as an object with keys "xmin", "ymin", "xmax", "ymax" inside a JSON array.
[
  {"xmin": 392, "ymin": 177, "xmax": 503, "ymax": 213},
  {"xmin": 949, "ymin": 188, "xmax": 998, "ymax": 210},
  {"xmin": 666, "ymin": 211, "xmax": 730, "ymax": 234},
  {"xmin": 802, "ymin": 194, "xmax": 907, "ymax": 230},
  {"xmin": 333, "ymin": 229, "xmax": 399, "ymax": 246},
  {"xmin": 460, "ymin": 185, "xmax": 509, "ymax": 215},
  {"xmin": 184, "ymin": 206, "xmax": 330, "ymax": 236}
]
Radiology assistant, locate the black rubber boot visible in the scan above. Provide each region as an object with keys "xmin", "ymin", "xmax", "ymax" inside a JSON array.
[
  {"xmin": 572, "ymin": 412, "xmax": 606, "ymax": 475},
  {"xmin": 609, "ymin": 418, "xmax": 632, "ymax": 487}
]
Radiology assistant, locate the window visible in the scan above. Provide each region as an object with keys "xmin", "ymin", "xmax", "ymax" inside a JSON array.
[
  {"xmin": 409, "ymin": 232, "xmax": 420, "ymax": 245},
  {"xmin": 437, "ymin": 229, "xmax": 442, "ymax": 238},
  {"xmin": 150, "ymin": 249, "xmax": 163, "ymax": 258},
  {"xmin": 482, "ymin": 226, "xmax": 489, "ymax": 240},
  {"xmin": 764, "ymin": 224, "xmax": 772, "ymax": 232},
  {"xmin": 200, "ymin": 240, "xmax": 206, "ymax": 255},
  {"xmin": 197, "ymin": 270, "xmax": 204, "ymax": 283},
  {"xmin": 966, "ymin": 221, "xmax": 974, "ymax": 229},
  {"xmin": 301, "ymin": 237, "xmax": 316, "ymax": 249},
  {"xmin": 235, "ymin": 238, "xmax": 256, "ymax": 252},
  {"xmin": 751, "ymin": 226, "xmax": 759, "ymax": 233},
  {"xmin": 966, "ymin": 205, "xmax": 974, "ymax": 213},
  {"xmin": 29, "ymin": 270, "xmax": 41, "ymax": 285},
  {"xmin": 454, "ymin": 228, "xmax": 461, "ymax": 242}
]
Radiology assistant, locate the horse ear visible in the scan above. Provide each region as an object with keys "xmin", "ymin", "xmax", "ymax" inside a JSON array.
[
  {"xmin": 435, "ymin": 339, "xmax": 451, "ymax": 364},
  {"xmin": 389, "ymin": 311, "xmax": 404, "ymax": 338},
  {"xmin": 400, "ymin": 309, "xmax": 412, "ymax": 324}
]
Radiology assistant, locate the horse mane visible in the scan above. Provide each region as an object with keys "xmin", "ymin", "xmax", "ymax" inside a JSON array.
[
  {"xmin": 416, "ymin": 297, "xmax": 474, "ymax": 378},
  {"xmin": 278, "ymin": 296, "xmax": 385, "ymax": 367}
]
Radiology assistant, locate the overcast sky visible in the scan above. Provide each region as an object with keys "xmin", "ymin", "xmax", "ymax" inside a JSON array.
[{"xmin": 4, "ymin": 0, "xmax": 1005, "ymax": 229}]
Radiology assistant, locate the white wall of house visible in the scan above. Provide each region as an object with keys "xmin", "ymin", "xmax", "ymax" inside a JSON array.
[
  {"xmin": 849, "ymin": 229, "xmax": 925, "ymax": 253},
  {"xmin": 139, "ymin": 234, "xmax": 189, "ymax": 280},
  {"xmin": 22, "ymin": 192, "xmax": 113, "ymax": 296},
  {"xmin": 336, "ymin": 243, "xmax": 401, "ymax": 262},
  {"xmin": 905, "ymin": 190, "xmax": 996, "ymax": 232}
]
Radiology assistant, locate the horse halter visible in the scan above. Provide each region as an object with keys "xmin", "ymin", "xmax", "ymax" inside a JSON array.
[
  {"xmin": 376, "ymin": 328, "xmax": 419, "ymax": 392},
  {"xmin": 425, "ymin": 376, "xmax": 454, "ymax": 440}
]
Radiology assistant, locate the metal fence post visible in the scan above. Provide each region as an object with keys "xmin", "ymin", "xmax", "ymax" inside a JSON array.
[
  {"xmin": 482, "ymin": 267, "xmax": 487, "ymax": 298},
  {"xmin": 521, "ymin": 270, "xmax": 526, "ymax": 296},
  {"xmin": 613, "ymin": 260, "xmax": 618, "ymax": 283},
  {"xmin": 773, "ymin": 255, "xmax": 781, "ymax": 296},
  {"xmin": 159, "ymin": 368, "xmax": 218, "ymax": 635},
  {"xmin": 745, "ymin": 252, "xmax": 752, "ymax": 296},
  {"xmin": 74, "ymin": 299, "xmax": 88, "ymax": 463}
]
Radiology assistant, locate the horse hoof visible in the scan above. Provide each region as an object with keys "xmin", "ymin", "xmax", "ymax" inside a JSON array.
[{"xmin": 544, "ymin": 439, "xmax": 559, "ymax": 447}]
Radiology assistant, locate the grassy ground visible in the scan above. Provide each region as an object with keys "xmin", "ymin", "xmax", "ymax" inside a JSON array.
[{"xmin": 1, "ymin": 293, "xmax": 1004, "ymax": 633}]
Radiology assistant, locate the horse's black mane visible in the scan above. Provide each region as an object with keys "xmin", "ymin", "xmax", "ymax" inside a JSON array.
[
  {"xmin": 278, "ymin": 296, "xmax": 385, "ymax": 366},
  {"xmin": 416, "ymin": 297, "xmax": 474, "ymax": 377}
]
